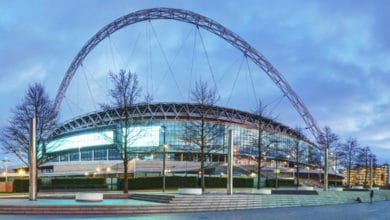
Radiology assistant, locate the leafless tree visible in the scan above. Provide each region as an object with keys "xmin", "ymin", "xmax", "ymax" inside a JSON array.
[
  {"xmin": 323, "ymin": 126, "xmax": 339, "ymax": 153},
  {"xmin": 339, "ymin": 137, "xmax": 359, "ymax": 187},
  {"xmin": 106, "ymin": 69, "xmax": 141, "ymax": 194},
  {"xmin": 320, "ymin": 126, "xmax": 339, "ymax": 188},
  {"xmin": 251, "ymin": 100, "xmax": 276, "ymax": 189},
  {"xmin": 180, "ymin": 80, "xmax": 223, "ymax": 193},
  {"xmin": 0, "ymin": 83, "xmax": 57, "ymax": 166},
  {"xmin": 285, "ymin": 127, "xmax": 307, "ymax": 187},
  {"xmin": 356, "ymin": 146, "xmax": 377, "ymax": 186},
  {"xmin": 144, "ymin": 92, "xmax": 154, "ymax": 104}
]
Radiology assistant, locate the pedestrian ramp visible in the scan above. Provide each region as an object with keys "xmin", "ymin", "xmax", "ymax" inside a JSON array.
[{"xmin": 165, "ymin": 190, "xmax": 389, "ymax": 212}]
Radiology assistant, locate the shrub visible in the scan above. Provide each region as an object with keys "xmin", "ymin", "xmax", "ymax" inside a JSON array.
[
  {"xmin": 204, "ymin": 177, "xmax": 253, "ymax": 188},
  {"xmin": 13, "ymin": 179, "xmax": 29, "ymax": 192},
  {"xmin": 266, "ymin": 179, "xmax": 295, "ymax": 187},
  {"xmin": 119, "ymin": 176, "xmax": 198, "ymax": 190}
]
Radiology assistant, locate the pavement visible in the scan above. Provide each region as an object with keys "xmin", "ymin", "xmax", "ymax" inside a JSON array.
[
  {"xmin": 0, "ymin": 201, "xmax": 389, "ymax": 220},
  {"xmin": 0, "ymin": 189, "xmax": 389, "ymax": 219}
]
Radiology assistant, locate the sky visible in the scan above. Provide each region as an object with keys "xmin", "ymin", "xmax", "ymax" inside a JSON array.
[{"xmin": 1, "ymin": 0, "xmax": 389, "ymax": 166}]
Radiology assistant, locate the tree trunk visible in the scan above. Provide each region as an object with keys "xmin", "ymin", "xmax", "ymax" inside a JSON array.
[
  {"xmin": 348, "ymin": 162, "xmax": 351, "ymax": 187},
  {"xmin": 257, "ymin": 157, "xmax": 261, "ymax": 189},
  {"xmin": 364, "ymin": 153, "xmax": 368, "ymax": 186},
  {"xmin": 201, "ymin": 117, "xmax": 205, "ymax": 193},
  {"xmin": 201, "ymin": 151, "xmax": 205, "ymax": 192},
  {"xmin": 123, "ymin": 159, "xmax": 129, "ymax": 194},
  {"xmin": 257, "ymin": 130, "xmax": 262, "ymax": 189},
  {"xmin": 296, "ymin": 164, "xmax": 300, "ymax": 187}
]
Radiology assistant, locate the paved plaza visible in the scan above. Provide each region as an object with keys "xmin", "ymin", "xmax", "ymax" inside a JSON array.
[
  {"xmin": 0, "ymin": 201, "xmax": 389, "ymax": 220},
  {"xmin": 1, "ymin": 190, "xmax": 389, "ymax": 219}
]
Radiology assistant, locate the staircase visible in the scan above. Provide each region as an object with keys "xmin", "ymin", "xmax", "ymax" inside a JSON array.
[
  {"xmin": 0, "ymin": 190, "xmax": 389, "ymax": 215},
  {"xmin": 165, "ymin": 190, "xmax": 388, "ymax": 212},
  {"xmin": 130, "ymin": 194, "xmax": 175, "ymax": 203}
]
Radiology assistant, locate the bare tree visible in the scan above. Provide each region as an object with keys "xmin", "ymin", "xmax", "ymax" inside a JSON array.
[
  {"xmin": 356, "ymin": 146, "xmax": 377, "ymax": 186},
  {"xmin": 329, "ymin": 142, "xmax": 343, "ymax": 187},
  {"xmin": 180, "ymin": 80, "xmax": 222, "ymax": 193},
  {"xmin": 106, "ymin": 69, "xmax": 141, "ymax": 194},
  {"xmin": 287, "ymin": 127, "xmax": 307, "ymax": 187},
  {"xmin": 339, "ymin": 138, "xmax": 359, "ymax": 187},
  {"xmin": 0, "ymin": 83, "xmax": 57, "ymax": 165},
  {"xmin": 252, "ymin": 100, "xmax": 276, "ymax": 189},
  {"xmin": 144, "ymin": 92, "xmax": 153, "ymax": 104},
  {"xmin": 368, "ymin": 153, "xmax": 378, "ymax": 186},
  {"xmin": 262, "ymin": 133, "xmax": 282, "ymax": 187},
  {"xmin": 322, "ymin": 126, "xmax": 339, "ymax": 188},
  {"xmin": 323, "ymin": 126, "xmax": 339, "ymax": 153}
]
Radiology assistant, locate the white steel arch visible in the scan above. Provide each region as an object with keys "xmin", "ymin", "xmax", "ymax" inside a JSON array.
[{"xmin": 54, "ymin": 7, "xmax": 324, "ymax": 143}]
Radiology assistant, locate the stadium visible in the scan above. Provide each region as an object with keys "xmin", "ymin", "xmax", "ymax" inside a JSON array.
[
  {"xmin": 39, "ymin": 102, "xmax": 322, "ymax": 183},
  {"xmin": 33, "ymin": 8, "xmax": 333, "ymax": 186}
]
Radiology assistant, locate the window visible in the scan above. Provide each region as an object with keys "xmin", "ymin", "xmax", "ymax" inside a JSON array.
[
  {"xmin": 108, "ymin": 148, "xmax": 121, "ymax": 160},
  {"xmin": 60, "ymin": 153, "xmax": 69, "ymax": 162},
  {"xmin": 94, "ymin": 149, "xmax": 107, "ymax": 161},
  {"xmin": 70, "ymin": 151, "xmax": 79, "ymax": 161},
  {"xmin": 81, "ymin": 150, "xmax": 92, "ymax": 161}
]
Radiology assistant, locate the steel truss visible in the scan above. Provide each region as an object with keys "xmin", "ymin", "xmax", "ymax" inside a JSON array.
[
  {"xmin": 49, "ymin": 102, "xmax": 307, "ymax": 142},
  {"xmin": 54, "ymin": 7, "xmax": 323, "ymax": 144}
]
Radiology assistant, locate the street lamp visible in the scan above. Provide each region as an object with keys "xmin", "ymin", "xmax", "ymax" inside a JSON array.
[
  {"xmin": 2, "ymin": 157, "xmax": 9, "ymax": 182},
  {"xmin": 330, "ymin": 152, "xmax": 338, "ymax": 187},
  {"xmin": 369, "ymin": 154, "xmax": 374, "ymax": 188},
  {"xmin": 161, "ymin": 125, "xmax": 167, "ymax": 192},
  {"xmin": 286, "ymin": 154, "xmax": 291, "ymax": 178},
  {"xmin": 273, "ymin": 144, "xmax": 279, "ymax": 188},
  {"xmin": 324, "ymin": 145, "xmax": 329, "ymax": 191}
]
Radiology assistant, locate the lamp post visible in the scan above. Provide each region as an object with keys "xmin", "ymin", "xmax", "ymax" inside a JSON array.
[
  {"xmin": 369, "ymin": 155, "xmax": 373, "ymax": 188},
  {"xmin": 29, "ymin": 117, "xmax": 37, "ymax": 201},
  {"xmin": 162, "ymin": 125, "xmax": 167, "ymax": 192},
  {"xmin": 332, "ymin": 153, "xmax": 338, "ymax": 187},
  {"xmin": 273, "ymin": 144, "xmax": 279, "ymax": 188},
  {"xmin": 324, "ymin": 145, "xmax": 329, "ymax": 191},
  {"xmin": 227, "ymin": 129, "xmax": 233, "ymax": 195},
  {"xmin": 275, "ymin": 159, "xmax": 279, "ymax": 188},
  {"xmin": 2, "ymin": 157, "xmax": 9, "ymax": 182}
]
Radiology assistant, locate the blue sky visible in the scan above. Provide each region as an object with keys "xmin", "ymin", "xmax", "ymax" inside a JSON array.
[{"xmin": 1, "ymin": 0, "xmax": 389, "ymax": 165}]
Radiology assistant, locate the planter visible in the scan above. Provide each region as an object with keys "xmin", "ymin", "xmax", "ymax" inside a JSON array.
[
  {"xmin": 75, "ymin": 193, "xmax": 103, "ymax": 202},
  {"xmin": 178, "ymin": 188, "xmax": 202, "ymax": 195}
]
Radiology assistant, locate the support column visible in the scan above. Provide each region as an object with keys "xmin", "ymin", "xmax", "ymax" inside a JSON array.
[
  {"xmin": 162, "ymin": 125, "xmax": 167, "ymax": 192},
  {"xmin": 29, "ymin": 117, "xmax": 37, "ymax": 201},
  {"xmin": 370, "ymin": 158, "xmax": 373, "ymax": 188},
  {"xmin": 227, "ymin": 129, "xmax": 233, "ymax": 195},
  {"xmin": 324, "ymin": 147, "xmax": 329, "ymax": 191}
]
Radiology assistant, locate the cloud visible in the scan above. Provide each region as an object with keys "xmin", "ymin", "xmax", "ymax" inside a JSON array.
[
  {"xmin": 1, "ymin": 0, "xmax": 389, "ymax": 164},
  {"xmin": 0, "ymin": 63, "xmax": 48, "ymax": 94}
]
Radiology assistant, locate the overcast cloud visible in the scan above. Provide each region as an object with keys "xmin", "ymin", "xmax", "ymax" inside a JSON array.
[{"xmin": 1, "ymin": 0, "xmax": 389, "ymax": 165}]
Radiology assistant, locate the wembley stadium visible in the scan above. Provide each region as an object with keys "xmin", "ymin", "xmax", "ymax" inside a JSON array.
[
  {"xmin": 39, "ymin": 102, "xmax": 322, "ymax": 180},
  {"xmin": 33, "ymin": 8, "xmax": 330, "ymax": 185}
]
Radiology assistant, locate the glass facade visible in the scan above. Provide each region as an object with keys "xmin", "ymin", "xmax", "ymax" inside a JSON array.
[{"xmin": 44, "ymin": 120, "xmax": 321, "ymax": 167}]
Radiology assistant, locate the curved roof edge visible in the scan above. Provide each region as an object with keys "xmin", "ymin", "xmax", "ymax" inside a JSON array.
[{"xmin": 51, "ymin": 102, "xmax": 314, "ymax": 145}]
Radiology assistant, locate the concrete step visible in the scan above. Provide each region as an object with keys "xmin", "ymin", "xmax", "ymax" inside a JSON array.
[
  {"xmin": 130, "ymin": 193, "xmax": 175, "ymax": 203},
  {"xmin": 0, "ymin": 190, "xmax": 389, "ymax": 215}
]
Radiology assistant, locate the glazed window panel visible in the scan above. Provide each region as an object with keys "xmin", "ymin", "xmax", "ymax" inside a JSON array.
[
  {"xmin": 60, "ymin": 153, "xmax": 69, "ymax": 162},
  {"xmin": 70, "ymin": 151, "xmax": 79, "ymax": 161},
  {"xmin": 94, "ymin": 148, "xmax": 107, "ymax": 160},
  {"xmin": 81, "ymin": 150, "xmax": 92, "ymax": 161},
  {"xmin": 108, "ymin": 148, "xmax": 121, "ymax": 160}
]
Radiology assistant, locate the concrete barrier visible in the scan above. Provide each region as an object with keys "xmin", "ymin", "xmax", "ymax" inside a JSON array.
[
  {"xmin": 75, "ymin": 193, "xmax": 103, "ymax": 202},
  {"xmin": 329, "ymin": 187, "xmax": 343, "ymax": 191},
  {"xmin": 298, "ymin": 186, "xmax": 314, "ymax": 191},
  {"xmin": 251, "ymin": 189, "xmax": 272, "ymax": 195},
  {"xmin": 178, "ymin": 188, "xmax": 202, "ymax": 195}
]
